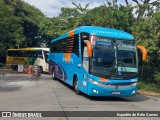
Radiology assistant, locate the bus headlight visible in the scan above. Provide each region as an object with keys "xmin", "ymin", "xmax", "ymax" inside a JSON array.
[
  {"xmin": 88, "ymin": 78, "xmax": 99, "ymax": 85},
  {"xmin": 131, "ymin": 90, "xmax": 136, "ymax": 94},
  {"xmin": 132, "ymin": 82, "xmax": 137, "ymax": 86}
]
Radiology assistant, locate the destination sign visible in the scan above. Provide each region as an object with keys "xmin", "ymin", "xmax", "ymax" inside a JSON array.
[
  {"xmin": 97, "ymin": 38, "xmax": 112, "ymax": 42},
  {"xmin": 96, "ymin": 41, "xmax": 112, "ymax": 46},
  {"xmin": 116, "ymin": 40, "xmax": 135, "ymax": 49}
]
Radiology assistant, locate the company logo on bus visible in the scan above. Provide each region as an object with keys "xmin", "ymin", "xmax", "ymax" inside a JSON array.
[{"xmin": 115, "ymin": 85, "xmax": 119, "ymax": 89}]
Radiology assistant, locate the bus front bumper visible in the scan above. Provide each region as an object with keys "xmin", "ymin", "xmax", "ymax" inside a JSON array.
[{"xmin": 87, "ymin": 79, "xmax": 137, "ymax": 97}]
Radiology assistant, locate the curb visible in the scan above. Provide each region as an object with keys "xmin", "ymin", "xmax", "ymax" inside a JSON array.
[{"xmin": 137, "ymin": 90, "xmax": 160, "ymax": 97}]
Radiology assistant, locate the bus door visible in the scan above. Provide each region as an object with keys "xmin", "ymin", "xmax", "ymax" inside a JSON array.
[
  {"xmin": 81, "ymin": 43, "xmax": 90, "ymax": 93},
  {"xmin": 82, "ymin": 47, "xmax": 89, "ymax": 72}
]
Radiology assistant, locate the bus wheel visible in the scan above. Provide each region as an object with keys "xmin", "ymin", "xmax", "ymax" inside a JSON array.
[
  {"xmin": 74, "ymin": 77, "xmax": 81, "ymax": 95},
  {"xmin": 52, "ymin": 69, "xmax": 56, "ymax": 80}
]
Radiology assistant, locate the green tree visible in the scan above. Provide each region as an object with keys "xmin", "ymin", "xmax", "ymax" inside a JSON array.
[
  {"xmin": 0, "ymin": 1, "xmax": 24, "ymax": 50},
  {"xmin": 74, "ymin": 1, "xmax": 134, "ymax": 33},
  {"xmin": 124, "ymin": 0, "xmax": 159, "ymax": 19},
  {"xmin": 130, "ymin": 1, "xmax": 160, "ymax": 66},
  {"xmin": 2, "ymin": 0, "xmax": 52, "ymax": 47}
]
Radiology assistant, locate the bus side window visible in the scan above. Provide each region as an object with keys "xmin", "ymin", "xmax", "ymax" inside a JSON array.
[
  {"xmin": 73, "ymin": 34, "xmax": 79, "ymax": 56},
  {"xmin": 80, "ymin": 33, "xmax": 89, "ymax": 59},
  {"xmin": 38, "ymin": 55, "xmax": 43, "ymax": 59},
  {"xmin": 38, "ymin": 51, "xmax": 43, "ymax": 59}
]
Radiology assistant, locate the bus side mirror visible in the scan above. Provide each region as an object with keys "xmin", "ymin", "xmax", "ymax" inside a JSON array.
[
  {"xmin": 84, "ymin": 40, "xmax": 92, "ymax": 57},
  {"xmin": 137, "ymin": 45, "xmax": 147, "ymax": 61}
]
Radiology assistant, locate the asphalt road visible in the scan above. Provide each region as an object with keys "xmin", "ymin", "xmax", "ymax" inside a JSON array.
[{"xmin": 0, "ymin": 74, "xmax": 160, "ymax": 120}]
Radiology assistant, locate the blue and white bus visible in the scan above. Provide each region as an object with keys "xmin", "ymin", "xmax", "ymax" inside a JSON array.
[{"xmin": 49, "ymin": 26, "xmax": 147, "ymax": 97}]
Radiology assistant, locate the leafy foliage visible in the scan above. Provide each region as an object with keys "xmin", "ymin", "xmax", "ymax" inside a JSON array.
[
  {"xmin": 154, "ymin": 71, "xmax": 160, "ymax": 88},
  {"xmin": 0, "ymin": 1, "xmax": 24, "ymax": 49},
  {"xmin": 0, "ymin": 0, "xmax": 53, "ymax": 50}
]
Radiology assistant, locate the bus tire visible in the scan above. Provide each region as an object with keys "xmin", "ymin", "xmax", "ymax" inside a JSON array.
[
  {"xmin": 52, "ymin": 69, "xmax": 57, "ymax": 80},
  {"xmin": 73, "ymin": 77, "xmax": 81, "ymax": 95}
]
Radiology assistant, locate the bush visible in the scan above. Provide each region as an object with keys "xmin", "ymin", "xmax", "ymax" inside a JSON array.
[
  {"xmin": 154, "ymin": 72, "xmax": 160, "ymax": 86},
  {"xmin": 138, "ymin": 81, "xmax": 158, "ymax": 92}
]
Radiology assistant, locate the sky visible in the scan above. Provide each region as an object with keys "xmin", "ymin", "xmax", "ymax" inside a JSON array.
[{"xmin": 23, "ymin": 0, "xmax": 126, "ymax": 18}]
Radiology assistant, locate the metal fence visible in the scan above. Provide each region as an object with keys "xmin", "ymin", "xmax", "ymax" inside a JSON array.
[
  {"xmin": 0, "ymin": 66, "xmax": 159, "ymax": 83},
  {"xmin": 138, "ymin": 66, "xmax": 160, "ymax": 83}
]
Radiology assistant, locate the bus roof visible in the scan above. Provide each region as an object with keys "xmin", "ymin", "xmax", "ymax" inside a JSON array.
[
  {"xmin": 51, "ymin": 26, "xmax": 134, "ymax": 42},
  {"xmin": 8, "ymin": 48, "xmax": 49, "ymax": 51}
]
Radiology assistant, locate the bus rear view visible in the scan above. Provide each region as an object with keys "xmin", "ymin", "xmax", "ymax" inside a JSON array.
[{"xmin": 49, "ymin": 26, "xmax": 147, "ymax": 97}]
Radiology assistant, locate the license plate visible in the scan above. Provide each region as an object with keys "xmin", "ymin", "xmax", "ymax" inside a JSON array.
[{"xmin": 112, "ymin": 92, "xmax": 120, "ymax": 95}]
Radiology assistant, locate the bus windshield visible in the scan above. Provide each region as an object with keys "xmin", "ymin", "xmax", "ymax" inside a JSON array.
[
  {"xmin": 90, "ymin": 36, "xmax": 138, "ymax": 79},
  {"xmin": 43, "ymin": 50, "xmax": 49, "ymax": 63},
  {"xmin": 117, "ymin": 40, "xmax": 137, "ymax": 68}
]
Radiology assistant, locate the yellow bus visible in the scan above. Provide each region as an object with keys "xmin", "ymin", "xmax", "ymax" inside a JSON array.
[{"xmin": 6, "ymin": 48, "xmax": 49, "ymax": 73}]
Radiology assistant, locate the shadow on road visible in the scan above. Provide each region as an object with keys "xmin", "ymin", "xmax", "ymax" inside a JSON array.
[
  {"xmin": 83, "ymin": 94, "xmax": 150, "ymax": 102},
  {"xmin": 0, "ymin": 86, "xmax": 21, "ymax": 92}
]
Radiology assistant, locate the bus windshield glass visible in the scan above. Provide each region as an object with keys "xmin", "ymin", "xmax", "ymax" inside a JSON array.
[
  {"xmin": 116, "ymin": 40, "xmax": 137, "ymax": 68},
  {"xmin": 90, "ymin": 36, "xmax": 138, "ymax": 79},
  {"xmin": 43, "ymin": 50, "xmax": 49, "ymax": 63}
]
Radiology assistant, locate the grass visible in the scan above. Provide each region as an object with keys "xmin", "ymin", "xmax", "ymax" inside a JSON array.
[{"xmin": 138, "ymin": 81, "xmax": 160, "ymax": 93}]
